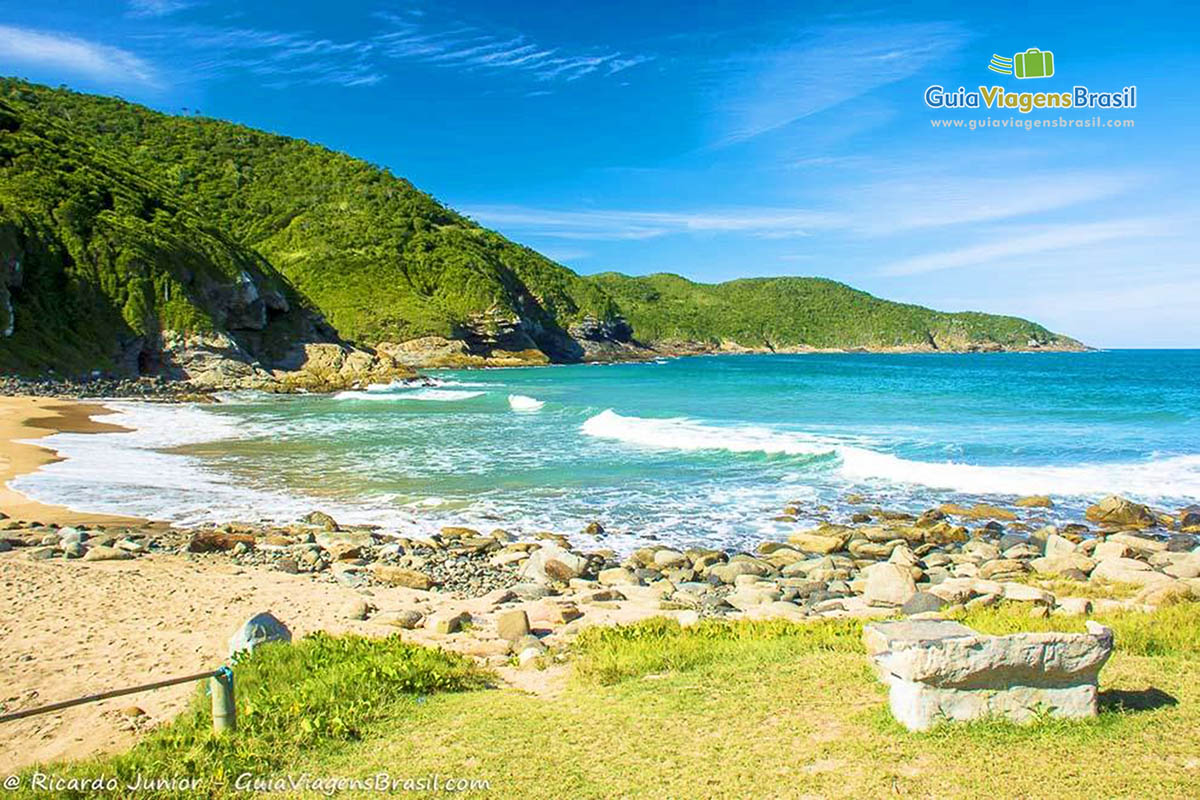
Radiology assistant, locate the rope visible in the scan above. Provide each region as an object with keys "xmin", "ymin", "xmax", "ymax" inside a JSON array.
[{"xmin": 0, "ymin": 669, "xmax": 225, "ymax": 723}]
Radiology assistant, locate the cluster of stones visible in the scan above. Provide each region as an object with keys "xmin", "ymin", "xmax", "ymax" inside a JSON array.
[
  {"xmin": 0, "ymin": 514, "xmax": 155, "ymax": 561},
  {"xmin": 178, "ymin": 514, "xmax": 527, "ymax": 597},
  {"xmin": 5, "ymin": 495, "xmax": 1198, "ymax": 674},
  {"xmin": 484, "ymin": 495, "xmax": 1199, "ymax": 623},
  {"xmin": 0, "ymin": 375, "xmax": 196, "ymax": 400}
]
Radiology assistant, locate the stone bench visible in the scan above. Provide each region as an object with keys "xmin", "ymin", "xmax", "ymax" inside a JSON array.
[{"xmin": 864, "ymin": 619, "xmax": 1114, "ymax": 731}]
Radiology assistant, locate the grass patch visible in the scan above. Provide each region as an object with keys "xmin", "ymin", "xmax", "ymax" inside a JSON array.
[
  {"xmin": 948, "ymin": 601, "xmax": 1200, "ymax": 657},
  {"xmin": 21, "ymin": 606, "xmax": 1200, "ymax": 798},
  {"xmin": 571, "ymin": 616, "xmax": 863, "ymax": 685},
  {"xmin": 296, "ymin": 604, "xmax": 1200, "ymax": 798},
  {"xmin": 14, "ymin": 633, "xmax": 487, "ymax": 799},
  {"xmin": 1007, "ymin": 572, "xmax": 1143, "ymax": 600}
]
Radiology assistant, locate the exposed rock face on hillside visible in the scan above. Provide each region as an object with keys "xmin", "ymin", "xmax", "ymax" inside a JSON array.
[
  {"xmin": 158, "ymin": 334, "xmax": 415, "ymax": 391},
  {"xmin": 0, "ymin": 79, "xmax": 1087, "ymax": 384}
]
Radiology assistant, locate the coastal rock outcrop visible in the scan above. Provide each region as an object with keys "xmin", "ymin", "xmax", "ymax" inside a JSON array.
[{"xmin": 1086, "ymin": 495, "xmax": 1156, "ymax": 528}]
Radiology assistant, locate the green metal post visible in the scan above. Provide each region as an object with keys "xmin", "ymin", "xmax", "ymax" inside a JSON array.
[{"xmin": 210, "ymin": 667, "xmax": 236, "ymax": 734}]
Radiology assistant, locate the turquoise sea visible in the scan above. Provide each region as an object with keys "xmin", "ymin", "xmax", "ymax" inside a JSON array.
[{"xmin": 16, "ymin": 351, "xmax": 1200, "ymax": 552}]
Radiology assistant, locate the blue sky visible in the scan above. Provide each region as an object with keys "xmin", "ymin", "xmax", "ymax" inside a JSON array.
[{"xmin": 1, "ymin": 0, "xmax": 1196, "ymax": 347}]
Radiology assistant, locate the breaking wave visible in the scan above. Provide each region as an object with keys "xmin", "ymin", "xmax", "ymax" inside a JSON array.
[
  {"xmin": 508, "ymin": 394, "xmax": 545, "ymax": 412},
  {"xmin": 581, "ymin": 409, "xmax": 1200, "ymax": 500}
]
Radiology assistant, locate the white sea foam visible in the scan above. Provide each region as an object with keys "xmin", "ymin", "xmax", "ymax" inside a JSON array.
[
  {"xmin": 580, "ymin": 409, "xmax": 1200, "ymax": 501},
  {"xmin": 334, "ymin": 388, "xmax": 484, "ymax": 402},
  {"xmin": 838, "ymin": 448, "xmax": 1200, "ymax": 499},
  {"xmin": 580, "ymin": 409, "xmax": 836, "ymax": 456},
  {"xmin": 508, "ymin": 394, "xmax": 545, "ymax": 412},
  {"xmin": 8, "ymin": 402, "xmax": 417, "ymax": 530}
]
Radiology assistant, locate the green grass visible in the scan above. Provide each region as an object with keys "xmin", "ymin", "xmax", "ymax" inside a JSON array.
[
  {"xmin": 13, "ymin": 633, "xmax": 487, "ymax": 799},
  {"xmin": 302, "ymin": 604, "xmax": 1200, "ymax": 799},
  {"xmin": 16, "ymin": 605, "xmax": 1200, "ymax": 798}
]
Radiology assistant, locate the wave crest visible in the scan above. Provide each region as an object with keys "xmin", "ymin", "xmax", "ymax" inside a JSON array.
[
  {"xmin": 580, "ymin": 410, "xmax": 1200, "ymax": 499},
  {"xmin": 508, "ymin": 394, "xmax": 545, "ymax": 412}
]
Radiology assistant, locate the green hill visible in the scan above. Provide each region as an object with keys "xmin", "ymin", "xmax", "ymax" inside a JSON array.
[
  {"xmin": 0, "ymin": 92, "xmax": 325, "ymax": 376},
  {"xmin": 0, "ymin": 78, "xmax": 1081, "ymax": 379},
  {"xmin": 589, "ymin": 272, "xmax": 1073, "ymax": 351}
]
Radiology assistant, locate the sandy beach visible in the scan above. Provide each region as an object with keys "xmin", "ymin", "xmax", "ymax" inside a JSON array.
[
  {"xmin": 0, "ymin": 398, "xmax": 644, "ymax": 770},
  {"xmin": 0, "ymin": 396, "xmax": 151, "ymax": 529}
]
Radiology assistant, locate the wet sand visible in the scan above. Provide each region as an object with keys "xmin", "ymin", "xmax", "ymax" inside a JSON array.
[{"xmin": 0, "ymin": 396, "xmax": 151, "ymax": 528}]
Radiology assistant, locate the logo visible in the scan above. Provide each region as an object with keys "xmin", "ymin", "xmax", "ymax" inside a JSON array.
[
  {"xmin": 924, "ymin": 44, "xmax": 1136, "ymax": 117},
  {"xmin": 988, "ymin": 48, "xmax": 1055, "ymax": 79}
]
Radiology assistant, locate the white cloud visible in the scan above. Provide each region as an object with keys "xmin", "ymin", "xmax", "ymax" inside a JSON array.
[
  {"xmin": 464, "ymin": 205, "xmax": 845, "ymax": 240},
  {"xmin": 174, "ymin": 28, "xmax": 381, "ymax": 88},
  {"xmin": 372, "ymin": 12, "xmax": 652, "ymax": 82},
  {"xmin": 877, "ymin": 217, "xmax": 1175, "ymax": 276},
  {"xmin": 0, "ymin": 25, "xmax": 158, "ymax": 87},
  {"xmin": 151, "ymin": 11, "xmax": 649, "ymax": 90},
  {"xmin": 466, "ymin": 167, "xmax": 1136, "ymax": 244},
  {"xmin": 852, "ymin": 171, "xmax": 1136, "ymax": 234},
  {"xmin": 715, "ymin": 22, "xmax": 972, "ymax": 143},
  {"xmin": 127, "ymin": 0, "xmax": 196, "ymax": 18}
]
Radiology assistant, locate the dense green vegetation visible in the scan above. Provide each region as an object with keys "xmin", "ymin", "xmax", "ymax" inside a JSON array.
[
  {"xmin": 0, "ymin": 78, "xmax": 1079, "ymax": 375},
  {"xmin": 0, "ymin": 88, "xmax": 322, "ymax": 374},
  {"xmin": 0, "ymin": 78, "xmax": 617, "ymax": 359},
  {"xmin": 591, "ymin": 272, "xmax": 1075, "ymax": 350}
]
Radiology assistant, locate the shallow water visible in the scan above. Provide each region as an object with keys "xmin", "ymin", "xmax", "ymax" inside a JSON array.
[{"xmin": 15, "ymin": 351, "xmax": 1200, "ymax": 553}]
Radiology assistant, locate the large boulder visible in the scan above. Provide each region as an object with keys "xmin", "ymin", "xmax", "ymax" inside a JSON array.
[
  {"xmin": 519, "ymin": 544, "xmax": 589, "ymax": 584},
  {"xmin": 787, "ymin": 529, "xmax": 849, "ymax": 554},
  {"xmin": 229, "ymin": 612, "xmax": 292, "ymax": 658},
  {"xmin": 1015, "ymin": 495, "xmax": 1054, "ymax": 508},
  {"xmin": 316, "ymin": 530, "xmax": 375, "ymax": 561},
  {"xmin": 938, "ymin": 503, "xmax": 1017, "ymax": 521},
  {"xmin": 370, "ymin": 565, "xmax": 436, "ymax": 590},
  {"xmin": 862, "ymin": 563, "xmax": 917, "ymax": 608},
  {"xmin": 1090, "ymin": 558, "xmax": 1172, "ymax": 588},
  {"xmin": 495, "ymin": 609, "xmax": 531, "ymax": 642},
  {"xmin": 303, "ymin": 511, "xmax": 340, "ymax": 531},
  {"xmin": 1085, "ymin": 495, "xmax": 1156, "ymax": 528},
  {"xmin": 709, "ymin": 558, "xmax": 773, "ymax": 584},
  {"xmin": 1030, "ymin": 553, "xmax": 1096, "ymax": 576},
  {"xmin": 82, "ymin": 546, "xmax": 133, "ymax": 562},
  {"xmin": 864, "ymin": 618, "xmax": 1113, "ymax": 731}
]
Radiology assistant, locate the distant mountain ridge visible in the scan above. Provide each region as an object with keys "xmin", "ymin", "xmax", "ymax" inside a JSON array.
[{"xmin": 0, "ymin": 78, "xmax": 1083, "ymax": 383}]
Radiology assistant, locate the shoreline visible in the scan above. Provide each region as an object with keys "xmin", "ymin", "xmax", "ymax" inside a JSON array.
[
  {"xmin": 0, "ymin": 396, "xmax": 156, "ymax": 528},
  {"xmin": 0, "ymin": 392, "xmax": 1195, "ymax": 773},
  {"xmin": 0, "ymin": 346, "xmax": 1096, "ymax": 400}
]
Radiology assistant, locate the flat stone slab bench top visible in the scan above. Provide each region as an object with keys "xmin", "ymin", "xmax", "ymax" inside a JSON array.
[
  {"xmin": 865, "ymin": 619, "xmax": 1114, "ymax": 689},
  {"xmin": 864, "ymin": 619, "xmax": 1115, "ymax": 730}
]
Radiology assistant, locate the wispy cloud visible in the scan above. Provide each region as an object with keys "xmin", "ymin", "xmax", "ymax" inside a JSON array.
[
  {"xmin": 851, "ymin": 170, "xmax": 1136, "ymax": 235},
  {"xmin": 372, "ymin": 12, "xmax": 652, "ymax": 82},
  {"xmin": 715, "ymin": 22, "xmax": 972, "ymax": 143},
  {"xmin": 152, "ymin": 27, "xmax": 382, "ymax": 88},
  {"xmin": 0, "ymin": 24, "xmax": 158, "ymax": 87},
  {"xmin": 467, "ymin": 168, "xmax": 1134, "ymax": 244},
  {"xmin": 534, "ymin": 246, "xmax": 591, "ymax": 264},
  {"xmin": 877, "ymin": 217, "xmax": 1175, "ymax": 276},
  {"xmin": 464, "ymin": 205, "xmax": 844, "ymax": 240},
  {"xmin": 127, "ymin": 0, "xmax": 197, "ymax": 18},
  {"xmin": 141, "ymin": 11, "xmax": 651, "ymax": 91}
]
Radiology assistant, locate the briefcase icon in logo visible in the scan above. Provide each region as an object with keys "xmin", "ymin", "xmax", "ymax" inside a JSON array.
[{"xmin": 1014, "ymin": 48, "xmax": 1054, "ymax": 79}]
